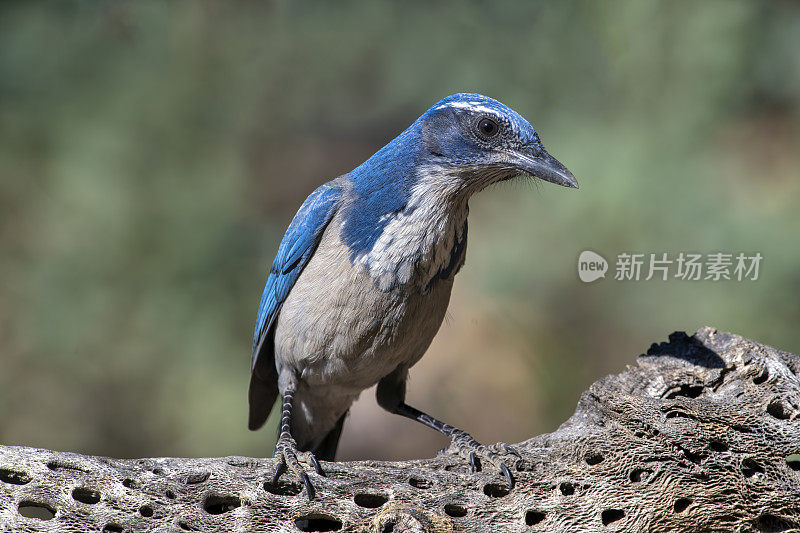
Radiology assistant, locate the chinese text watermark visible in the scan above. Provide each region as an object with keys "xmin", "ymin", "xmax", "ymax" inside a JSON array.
[{"xmin": 578, "ymin": 251, "xmax": 762, "ymax": 283}]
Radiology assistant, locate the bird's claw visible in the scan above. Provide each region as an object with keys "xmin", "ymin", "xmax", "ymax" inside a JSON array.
[
  {"xmin": 489, "ymin": 441, "xmax": 522, "ymax": 459},
  {"xmin": 306, "ymin": 451, "xmax": 325, "ymax": 476},
  {"xmin": 498, "ymin": 462, "xmax": 514, "ymax": 490},
  {"xmin": 468, "ymin": 451, "xmax": 478, "ymax": 473},
  {"xmin": 448, "ymin": 432, "xmax": 517, "ymax": 491},
  {"xmin": 272, "ymin": 436, "xmax": 324, "ymax": 499}
]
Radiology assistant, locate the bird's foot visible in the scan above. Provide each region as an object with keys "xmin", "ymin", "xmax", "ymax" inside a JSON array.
[
  {"xmin": 445, "ymin": 432, "xmax": 521, "ymax": 490},
  {"xmin": 272, "ymin": 435, "xmax": 325, "ymax": 499}
]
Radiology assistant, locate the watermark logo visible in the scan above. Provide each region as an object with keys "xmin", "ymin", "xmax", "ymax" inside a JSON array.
[
  {"xmin": 578, "ymin": 250, "xmax": 609, "ymax": 283},
  {"xmin": 578, "ymin": 251, "xmax": 763, "ymax": 283}
]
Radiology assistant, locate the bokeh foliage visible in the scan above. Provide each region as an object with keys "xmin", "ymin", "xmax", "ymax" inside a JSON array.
[{"xmin": 1, "ymin": 0, "xmax": 798, "ymax": 460}]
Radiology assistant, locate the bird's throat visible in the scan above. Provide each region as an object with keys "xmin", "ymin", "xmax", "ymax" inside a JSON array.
[{"xmin": 352, "ymin": 171, "xmax": 470, "ymax": 292}]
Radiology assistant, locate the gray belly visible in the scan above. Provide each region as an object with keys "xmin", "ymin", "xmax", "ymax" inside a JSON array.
[
  {"xmin": 274, "ymin": 236, "xmax": 453, "ymax": 391},
  {"xmin": 272, "ymin": 225, "xmax": 454, "ymax": 447}
]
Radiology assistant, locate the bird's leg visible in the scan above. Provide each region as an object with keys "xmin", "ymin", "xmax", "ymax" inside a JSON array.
[
  {"xmin": 376, "ymin": 368, "xmax": 520, "ymax": 490},
  {"xmin": 394, "ymin": 402, "xmax": 520, "ymax": 489},
  {"xmin": 272, "ymin": 387, "xmax": 324, "ymax": 499}
]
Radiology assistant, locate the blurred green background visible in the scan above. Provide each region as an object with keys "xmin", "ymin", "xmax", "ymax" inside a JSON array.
[{"xmin": 1, "ymin": 1, "xmax": 799, "ymax": 461}]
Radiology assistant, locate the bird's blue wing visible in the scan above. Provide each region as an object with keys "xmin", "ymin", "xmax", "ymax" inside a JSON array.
[{"xmin": 251, "ymin": 182, "xmax": 344, "ymax": 370}]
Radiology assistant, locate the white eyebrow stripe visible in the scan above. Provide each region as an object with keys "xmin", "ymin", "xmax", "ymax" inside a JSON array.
[{"xmin": 434, "ymin": 101, "xmax": 498, "ymax": 115}]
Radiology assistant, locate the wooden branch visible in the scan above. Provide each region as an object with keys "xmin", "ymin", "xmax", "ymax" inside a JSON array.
[{"xmin": 2, "ymin": 327, "xmax": 799, "ymax": 532}]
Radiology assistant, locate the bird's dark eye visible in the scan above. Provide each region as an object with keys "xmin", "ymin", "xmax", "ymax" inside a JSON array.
[{"xmin": 476, "ymin": 117, "xmax": 499, "ymax": 138}]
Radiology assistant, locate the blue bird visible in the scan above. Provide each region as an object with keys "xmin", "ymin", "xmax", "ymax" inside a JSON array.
[{"xmin": 249, "ymin": 93, "xmax": 577, "ymax": 498}]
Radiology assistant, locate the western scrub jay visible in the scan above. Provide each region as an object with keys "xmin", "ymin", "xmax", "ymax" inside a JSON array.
[{"xmin": 249, "ymin": 93, "xmax": 577, "ymax": 498}]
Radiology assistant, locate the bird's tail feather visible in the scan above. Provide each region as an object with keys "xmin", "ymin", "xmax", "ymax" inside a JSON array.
[
  {"xmin": 310, "ymin": 411, "xmax": 348, "ymax": 462},
  {"xmin": 248, "ymin": 372, "xmax": 278, "ymax": 431}
]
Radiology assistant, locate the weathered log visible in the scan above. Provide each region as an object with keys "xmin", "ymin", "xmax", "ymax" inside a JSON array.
[{"xmin": 1, "ymin": 327, "xmax": 799, "ymax": 532}]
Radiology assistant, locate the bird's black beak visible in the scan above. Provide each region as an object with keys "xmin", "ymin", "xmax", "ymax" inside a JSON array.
[{"xmin": 509, "ymin": 149, "xmax": 579, "ymax": 189}]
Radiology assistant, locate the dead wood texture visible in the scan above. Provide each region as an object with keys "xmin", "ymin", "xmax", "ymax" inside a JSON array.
[{"xmin": 1, "ymin": 327, "xmax": 799, "ymax": 533}]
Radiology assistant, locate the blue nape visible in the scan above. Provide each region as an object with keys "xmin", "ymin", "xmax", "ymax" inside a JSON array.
[{"xmin": 340, "ymin": 123, "xmax": 424, "ymax": 259}]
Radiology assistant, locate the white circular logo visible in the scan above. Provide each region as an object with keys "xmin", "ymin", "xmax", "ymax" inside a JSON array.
[{"xmin": 578, "ymin": 251, "xmax": 608, "ymax": 283}]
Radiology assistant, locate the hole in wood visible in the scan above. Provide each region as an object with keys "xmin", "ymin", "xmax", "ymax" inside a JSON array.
[
  {"xmin": 742, "ymin": 458, "xmax": 765, "ymax": 478},
  {"xmin": 294, "ymin": 515, "xmax": 342, "ymax": 531},
  {"xmin": 682, "ymin": 448, "xmax": 704, "ymax": 464},
  {"xmin": 666, "ymin": 410, "xmax": 695, "ymax": 420},
  {"xmin": 585, "ymin": 452, "xmax": 604, "ymax": 465},
  {"xmin": 102, "ymin": 525, "xmax": 124, "ymax": 533},
  {"xmin": 786, "ymin": 454, "xmax": 800, "ymax": 471},
  {"xmin": 203, "ymin": 494, "xmax": 241, "ymax": 515},
  {"xmin": 753, "ymin": 367, "xmax": 769, "ymax": 384},
  {"xmin": 757, "ymin": 513, "xmax": 795, "ymax": 532},
  {"xmin": 767, "ymin": 399, "xmax": 791, "ymax": 420},
  {"xmin": 46, "ymin": 461, "xmax": 84, "ymax": 473},
  {"xmin": 165, "ymin": 489, "xmax": 176, "ymax": 499},
  {"xmin": 559, "ymin": 482, "xmax": 576, "ymax": 495},
  {"xmin": 483, "ymin": 483, "xmax": 510, "ymax": 498},
  {"xmin": 18, "ymin": 501, "xmax": 55, "ymax": 520},
  {"xmin": 601, "ymin": 509, "xmax": 625, "ymax": 526},
  {"xmin": 264, "ymin": 479, "xmax": 302, "ymax": 496},
  {"xmin": 72, "ymin": 487, "xmax": 101, "ymax": 504},
  {"xmin": 179, "ymin": 521, "xmax": 199, "ymax": 531},
  {"xmin": 122, "ymin": 478, "xmax": 137, "ymax": 489},
  {"xmin": 629, "ymin": 468, "xmax": 651, "ymax": 483},
  {"xmin": 185, "ymin": 472, "xmax": 210, "ymax": 484},
  {"xmin": 665, "ymin": 384, "xmax": 704, "ymax": 399},
  {"xmin": 444, "ymin": 503, "xmax": 468, "ymax": 518},
  {"xmin": 709, "ymin": 440, "xmax": 729, "ymax": 452},
  {"xmin": 674, "ymin": 498, "xmax": 692, "ymax": 513},
  {"xmin": 525, "ymin": 510, "xmax": 545, "ymax": 525},
  {"xmin": 408, "ymin": 476, "xmax": 431, "ymax": 489},
  {"xmin": 0, "ymin": 468, "xmax": 31, "ymax": 485},
  {"xmin": 139, "ymin": 505, "xmax": 154, "ymax": 517},
  {"xmin": 353, "ymin": 493, "xmax": 388, "ymax": 508}
]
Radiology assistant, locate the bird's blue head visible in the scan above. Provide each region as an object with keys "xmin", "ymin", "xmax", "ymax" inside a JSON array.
[
  {"xmin": 411, "ymin": 92, "xmax": 578, "ymax": 192},
  {"xmin": 343, "ymin": 93, "xmax": 577, "ymax": 266},
  {"xmin": 349, "ymin": 93, "xmax": 577, "ymax": 201}
]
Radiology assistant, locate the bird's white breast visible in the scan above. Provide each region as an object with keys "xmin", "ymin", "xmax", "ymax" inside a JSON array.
[{"xmin": 353, "ymin": 165, "xmax": 469, "ymax": 292}]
